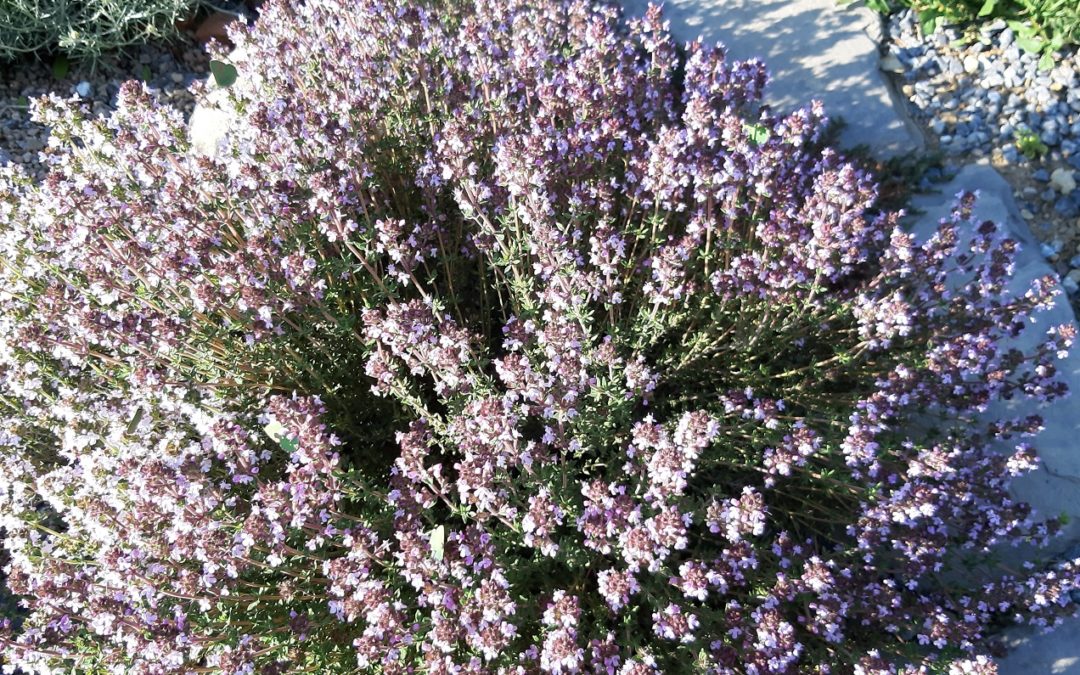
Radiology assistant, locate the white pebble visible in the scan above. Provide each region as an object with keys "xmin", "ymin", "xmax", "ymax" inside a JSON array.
[{"xmin": 1050, "ymin": 168, "xmax": 1077, "ymax": 194}]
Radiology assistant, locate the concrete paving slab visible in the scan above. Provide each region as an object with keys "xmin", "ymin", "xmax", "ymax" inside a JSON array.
[
  {"xmin": 908, "ymin": 164, "xmax": 1080, "ymax": 674},
  {"xmin": 999, "ymin": 614, "xmax": 1080, "ymax": 674},
  {"xmin": 617, "ymin": 0, "xmax": 924, "ymax": 156}
]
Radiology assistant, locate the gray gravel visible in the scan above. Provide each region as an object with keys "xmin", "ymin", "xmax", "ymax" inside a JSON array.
[
  {"xmin": 1, "ymin": 37, "xmax": 209, "ymax": 181},
  {"xmin": 885, "ymin": 10, "xmax": 1080, "ymax": 295}
]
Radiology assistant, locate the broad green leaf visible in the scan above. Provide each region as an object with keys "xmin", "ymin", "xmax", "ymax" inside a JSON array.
[
  {"xmin": 429, "ymin": 524, "xmax": 446, "ymax": 561},
  {"xmin": 139, "ymin": 65, "xmax": 152, "ymax": 82},
  {"xmin": 1038, "ymin": 51, "xmax": 1054, "ymax": 72},
  {"xmin": 977, "ymin": 0, "xmax": 998, "ymax": 17},
  {"xmin": 1015, "ymin": 34, "xmax": 1045, "ymax": 53},
  {"xmin": 52, "ymin": 55, "xmax": 69, "ymax": 80},
  {"xmin": 918, "ymin": 11, "xmax": 941, "ymax": 37},
  {"xmin": 210, "ymin": 60, "xmax": 239, "ymax": 88},
  {"xmin": 279, "ymin": 437, "xmax": 299, "ymax": 453}
]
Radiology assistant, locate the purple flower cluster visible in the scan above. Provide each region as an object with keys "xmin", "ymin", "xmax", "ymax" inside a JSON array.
[{"xmin": 0, "ymin": 0, "xmax": 1078, "ymax": 672}]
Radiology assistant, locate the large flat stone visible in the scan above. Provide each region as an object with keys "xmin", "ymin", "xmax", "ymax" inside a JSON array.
[
  {"xmin": 908, "ymin": 164, "xmax": 1080, "ymax": 674},
  {"xmin": 998, "ymin": 616, "xmax": 1080, "ymax": 674},
  {"xmin": 618, "ymin": 0, "xmax": 924, "ymax": 156}
]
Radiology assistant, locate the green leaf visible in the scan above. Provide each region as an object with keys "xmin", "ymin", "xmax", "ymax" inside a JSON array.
[
  {"xmin": 125, "ymin": 407, "xmax": 144, "ymax": 436},
  {"xmin": 429, "ymin": 524, "xmax": 446, "ymax": 561},
  {"xmin": 977, "ymin": 0, "xmax": 998, "ymax": 17},
  {"xmin": 1016, "ymin": 34, "xmax": 1045, "ymax": 53},
  {"xmin": 52, "ymin": 55, "xmax": 69, "ymax": 80},
  {"xmin": 918, "ymin": 10, "xmax": 940, "ymax": 37},
  {"xmin": 744, "ymin": 122, "xmax": 770, "ymax": 145},
  {"xmin": 279, "ymin": 437, "xmax": 299, "ymax": 453},
  {"xmin": 210, "ymin": 60, "xmax": 239, "ymax": 88},
  {"xmin": 139, "ymin": 64, "xmax": 152, "ymax": 82},
  {"xmin": 1038, "ymin": 51, "xmax": 1054, "ymax": 71}
]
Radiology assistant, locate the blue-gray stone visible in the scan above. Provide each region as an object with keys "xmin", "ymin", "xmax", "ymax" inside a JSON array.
[
  {"xmin": 1041, "ymin": 240, "xmax": 1062, "ymax": 257},
  {"xmin": 1034, "ymin": 169, "xmax": 1050, "ymax": 182},
  {"xmin": 1055, "ymin": 196, "xmax": 1080, "ymax": 218}
]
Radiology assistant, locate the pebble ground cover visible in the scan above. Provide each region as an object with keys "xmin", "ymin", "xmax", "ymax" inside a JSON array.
[
  {"xmin": 883, "ymin": 10, "xmax": 1080, "ymax": 303},
  {"xmin": 1, "ymin": 0, "xmax": 1079, "ymax": 673}
]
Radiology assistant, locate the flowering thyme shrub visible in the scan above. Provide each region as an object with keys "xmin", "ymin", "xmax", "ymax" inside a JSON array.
[{"xmin": 1, "ymin": 0, "xmax": 1078, "ymax": 672}]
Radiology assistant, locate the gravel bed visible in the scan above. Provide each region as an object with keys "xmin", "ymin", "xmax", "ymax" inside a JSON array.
[
  {"xmin": 884, "ymin": 10, "xmax": 1080, "ymax": 296},
  {"xmin": 1, "ymin": 36, "xmax": 210, "ymax": 181}
]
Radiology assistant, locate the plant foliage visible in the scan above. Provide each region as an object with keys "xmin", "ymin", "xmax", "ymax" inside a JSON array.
[
  {"xmin": 0, "ymin": 0, "xmax": 203, "ymax": 62},
  {"xmin": 862, "ymin": 0, "xmax": 1080, "ymax": 67},
  {"xmin": 0, "ymin": 0, "xmax": 1077, "ymax": 672}
]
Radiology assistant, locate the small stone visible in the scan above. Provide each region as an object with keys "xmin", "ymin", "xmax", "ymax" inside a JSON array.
[
  {"xmin": 1064, "ymin": 273, "xmax": 1080, "ymax": 295},
  {"xmin": 1041, "ymin": 240, "xmax": 1063, "ymax": 258},
  {"xmin": 170, "ymin": 72, "xmax": 185, "ymax": 84},
  {"xmin": 963, "ymin": 55, "xmax": 980, "ymax": 74},
  {"xmin": 1055, "ymin": 196, "xmax": 1080, "ymax": 218},
  {"xmin": 74, "ymin": 81, "xmax": 92, "ymax": 98},
  {"xmin": 1050, "ymin": 168, "xmax": 1077, "ymax": 194},
  {"xmin": 1021, "ymin": 208, "xmax": 1036, "ymax": 219},
  {"xmin": 880, "ymin": 54, "xmax": 905, "ymax": 74},
  {"xmin": 1033, "ymin": 169, "xmax": 1050, "ymax": 182}
]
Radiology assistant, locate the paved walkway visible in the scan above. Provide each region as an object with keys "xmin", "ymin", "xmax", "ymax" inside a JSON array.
[{"xmin": 618, "ymin": 0, "xmax": 924, "ymax": 156}]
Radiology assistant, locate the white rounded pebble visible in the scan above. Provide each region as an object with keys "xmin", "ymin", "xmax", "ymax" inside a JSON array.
[{"xmin": 1050, "ymin": 167, "xmax": 1077, "ymax": 194}]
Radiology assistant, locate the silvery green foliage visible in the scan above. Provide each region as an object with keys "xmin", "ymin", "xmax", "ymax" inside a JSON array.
[
  {"xmin": 0, "ymin": 1, "xmax": 1077, "ymax": 672},
  {"xmin": 0, "ymin": 0, "xmax": 201, "ymax": 61}
]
